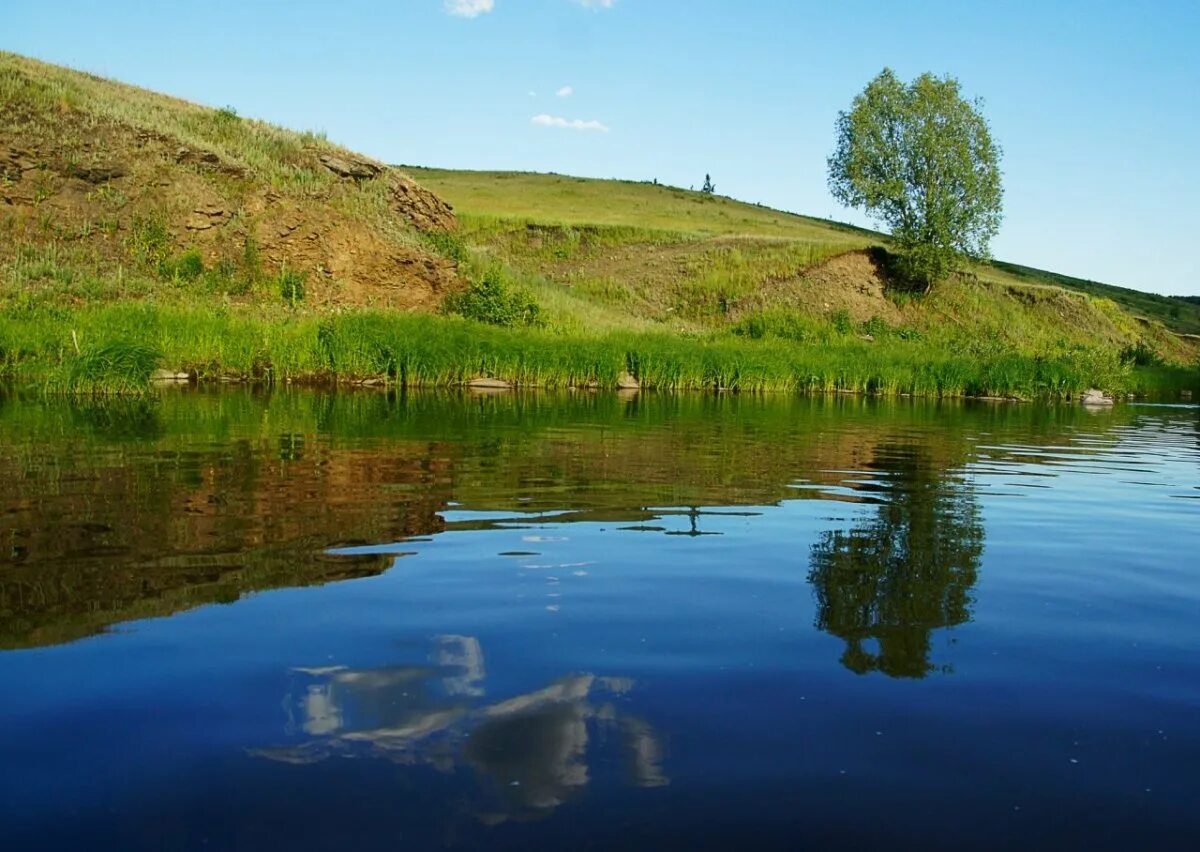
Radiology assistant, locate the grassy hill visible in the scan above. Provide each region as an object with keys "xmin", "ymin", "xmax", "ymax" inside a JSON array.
[
  {"xmin": 410, "ymin": 168, "xmax": 1200, "ymax": 339},
  {"xmin": 991, "ymin": 260, "xmax": 1200, "ymax": 336},
  {"xmin": 1, "ymin": 52, "xmax": 1196, "ymax": 398},
  {"xmin": 409, "ymin": 168, "xmax": 1197, "ymax": 362}
]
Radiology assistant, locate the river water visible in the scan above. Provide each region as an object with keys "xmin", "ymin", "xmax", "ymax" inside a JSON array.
[{"xmin": 1, "ymin": 390, "xmax": 1197, "ymax": 850}]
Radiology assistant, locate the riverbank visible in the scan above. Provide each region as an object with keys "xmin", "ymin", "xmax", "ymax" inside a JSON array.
[
  {"xmin": 1, "ymin": 303, "xmax": 1194, "ymax": 399},
  {"xmin": 3, "ymin": 53, "xmax": 1197, "ymax": 402}
]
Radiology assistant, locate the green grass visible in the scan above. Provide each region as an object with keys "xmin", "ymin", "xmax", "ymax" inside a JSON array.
[
  {"xmin": 993, "ymin": 259, "xmax": 1200, "ymax": 336},
  {"xmin": 406, "ymin": 168, "xmax": 872, "ymax": 239},
  {"xmin": 1, "ymin": 301, "xmax": 1185, "ymax": 399},
  {"xmin": 1, "ymin": 52, "xmax": 336, "ymax": 194},
  {"xmin": 411, "ymin": 168, "xmax": 1200, "ymax": 351},
  {"xmin": 2, "ymin": 52, "xmax": 1195, "ymax": 399}
]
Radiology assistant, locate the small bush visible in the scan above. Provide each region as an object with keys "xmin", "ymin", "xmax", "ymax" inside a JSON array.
[
  {"xmin": 242, "ymin": 234, "xmax": 263, "ymax": 283},
  {"xmin": 210, "ymin": 258, "xmax": 251, "ymax": 296},
  {"xmin": 159, "ymin": 250, "xmax": 205, "ymax": 282},
  {"xmin": 278, "ymin": 268, "xmax": 306, "ymax": 305},
  {"xmin": 127, "ymin": 216, "xmax": 170, "ymax": 265},
  {"xmin": 443, "ymin": 266, "xmax": 541, "ymax": 327},
  {"xmin": 730, "ymin": 309, "xmax": 820, "ymax": 343},
  {"xmin": 862, "ymin": 315, "xmax": 890, "ymax": 338},
  {"xmin": 422, "ymin": 231, "xmax": 469, "ymax": 264},
  {"xmin": 831, "ymin": 309, "xmax": 854, "ymax": 335},
  {"xmin": 1120, "ymin": 340, "xmax": 1163, "ymax": 368},
  {"xmin": 66, "ymin": 340, "xmax": 161, "ymax": 395}
]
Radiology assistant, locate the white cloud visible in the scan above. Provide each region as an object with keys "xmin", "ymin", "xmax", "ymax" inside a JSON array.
[
  {"xmin": 531, "ymin": 114, "xmax": 610, "ymax": 132},
  {"xmin": 556, "ymin": 86, "xmax": 574, "ymax": 98},
  {"xmin": 445, "ymin": 0, "xmax": 494, "ymax": 17},
  {"xmin": 575, "ymin": 0, "xmax": 616, "ymax": 8}
]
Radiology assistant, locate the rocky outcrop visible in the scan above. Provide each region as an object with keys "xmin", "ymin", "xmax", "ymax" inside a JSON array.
[
  {"xmin": 319, "ymin": 152, "xmax": 384, "ymax": 180},
  {"xmin": 316, "ymin": 150, "xmax": 456, "ymax": 233},
  {"xmin": 389, "ymin": 171, "xmax": 457, "ymax": 233}
]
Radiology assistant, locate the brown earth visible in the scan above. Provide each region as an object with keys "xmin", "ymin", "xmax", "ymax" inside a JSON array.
[
  {"xmin": 741, "ymin": 249, "xmax": 903, "ymax": 324},
  {"xmin": 1, "ymin": 101, "xmax": 460, "ymax": 310}
]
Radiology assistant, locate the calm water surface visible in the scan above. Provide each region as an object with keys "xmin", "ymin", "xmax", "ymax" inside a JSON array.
[{"xmin": 1, "ymin": 390, "xmax": 1197, "ymax": 850}]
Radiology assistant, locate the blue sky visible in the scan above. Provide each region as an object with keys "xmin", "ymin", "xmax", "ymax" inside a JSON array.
[{"xmin": 7, "ymin": 1, "xmax": 1199, "ymax": 294}]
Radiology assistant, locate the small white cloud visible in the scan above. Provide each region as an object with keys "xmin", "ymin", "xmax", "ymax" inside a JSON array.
[
  {"xmin": 531, "ymin": 113, "xmax": 610, "ymax": 132},
  {"xmin": 575, "ymin": 0, "xmax": 616, "ymax": 8},
  {"xmin": 445, "ymin": 0, "xmax": 494, "ymax": 18},
  {"xmin": 556, "ymin": 86, "xmax": 574, "ymax": 98},
  {"xmin": 528, "ymin": 91, "xmax": 537, "ymax": 97}
]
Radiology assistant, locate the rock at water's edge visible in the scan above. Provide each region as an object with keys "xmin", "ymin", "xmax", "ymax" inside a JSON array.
[
  {"xmin": 467, "ymin": 377, "xmax": 512, "ymax": 390},
  {"xmin": 1079, "ymin": 388, "xmax": 1113, "ymax": 406}
]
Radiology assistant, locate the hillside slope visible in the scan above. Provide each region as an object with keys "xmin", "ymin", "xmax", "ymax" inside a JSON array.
[
  {"xmin": 0, "ymin": 53, "xmax": 1194, "ymax": 397},
  {"xmin": 410, "ymin": 168, "xmax": 1198, "ymax": 364},
  {"xmin": 1, "ymin": 52, "xmax": 459, "ymax": 310}
]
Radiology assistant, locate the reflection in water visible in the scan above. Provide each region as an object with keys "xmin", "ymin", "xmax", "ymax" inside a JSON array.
[
  {"xmin": 808, "ymin": 444, "xmax": 984, "ymax": 678},
  {"xmin": 253, "ymin": 636, "xmax": 667, "ymax": 822},
  {"xmin": 0, "ymin": 391, "xmax": 1172, "ymax": 658}
]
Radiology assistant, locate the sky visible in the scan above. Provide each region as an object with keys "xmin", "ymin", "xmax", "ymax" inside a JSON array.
[{"xmin": 6, "ymin": 0, "xmax": 1199, "ymax": 295}]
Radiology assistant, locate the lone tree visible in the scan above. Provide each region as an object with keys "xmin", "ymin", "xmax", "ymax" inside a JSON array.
[{"xmin": 828, "ymin": 69, "xmax": 1002, "ymax": 291}]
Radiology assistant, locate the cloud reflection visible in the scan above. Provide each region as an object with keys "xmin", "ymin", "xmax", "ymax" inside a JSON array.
[{"xmin": 252, "ymin": 636, "xmax": 666, "ymax": 821}]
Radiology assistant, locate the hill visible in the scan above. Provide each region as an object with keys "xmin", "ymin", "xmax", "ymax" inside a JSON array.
[
  {"xmin": 1, "ymin": 52, "xmax": 460, "ymax": 310},
  {"xmin": 408, "ymin": 168, "xmax": 1198, "ymax": 363},
  {"xmin": 0, "ymin": 52, "xmax": 1195, "ymax": 398}
]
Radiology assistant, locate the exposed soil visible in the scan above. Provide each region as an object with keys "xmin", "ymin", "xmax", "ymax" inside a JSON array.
[
  {"xmin": 744, "ymin": 249, "xmax": 903, "ymax": 324},
  {"xmin": 1, "ymin": 105, "xmax": 460, "ymax": 310}
]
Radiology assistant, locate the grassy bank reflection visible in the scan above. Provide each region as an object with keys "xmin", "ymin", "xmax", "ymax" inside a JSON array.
[{"xmin": 0, "ymin": 389, "xmax": 1139, "ymax": 652}]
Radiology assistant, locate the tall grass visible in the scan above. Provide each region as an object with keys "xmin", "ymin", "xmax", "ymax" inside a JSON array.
[{"xmin": 0, "ymin": 303, "xmax": 1159, "ymax": 398}]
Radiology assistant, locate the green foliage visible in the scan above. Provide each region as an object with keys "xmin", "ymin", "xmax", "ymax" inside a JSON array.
[
  {"xmin": 422, "ymin": 230, "xmax": 469, "ymax": 264},
  {"xmin": 0, "ymin": 302, "xmax": 1191, "ymax": 399},
  {"xmin": 127, "ymin": 216, "xmax": 170, "ymax": 266},
  {"xmin": 63, "ymin": 340, "xmax": 161, "ymax": 395},
  {"xmin": 731, "ymin": 309, "xmax": 824, "ymax": 344},
  {"xmin": 1120, "ymin": 340, "xmax": 1163, "ymax": 368},
  {"xmin": 862, "ymin": 315, "xmax": 891, "ymax": 338},
  {"xmin": 158, "ymin": 250, "xmax": 205, "ymax": 282},
  {"xmin": 830, "ymin": 310, "xmax": 854, "ymax": 336},
  {"xmin": 828, "ymin": 68, "xmax": 1003, "ymax": 290},
  {"xmin": 241, "ymin": 234, "xmax": 263, "ymax": 284},
  {"xmin": 443, "ymin": 266, "xmax": 541, "ymax": 327},
  {"xmin": 278, "ymin": 268, "xmax": 306, "ymax": 306}
]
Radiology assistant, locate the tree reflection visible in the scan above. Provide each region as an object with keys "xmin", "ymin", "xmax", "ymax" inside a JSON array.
[{"xmin": 808, "ymin": 443, "xmax": 984, "ymax": 678}]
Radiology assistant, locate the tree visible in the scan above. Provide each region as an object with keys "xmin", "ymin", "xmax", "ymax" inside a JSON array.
[
  {"xmin": 701, "ymin": 173, "xmax": 716, "ymax": 194},
  {"xmin": 827, "ymin": 68, "xmax": 1003, "ymax": 291}
]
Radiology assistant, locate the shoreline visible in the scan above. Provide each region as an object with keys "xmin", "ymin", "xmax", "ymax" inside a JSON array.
[{"xmin": 2, "ymin": 305, "xmax": 1196, "ymax": 400}]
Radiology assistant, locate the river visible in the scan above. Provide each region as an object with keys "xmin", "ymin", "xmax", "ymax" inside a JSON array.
[{"xmin": 1, "ymin": 390, "xmax": 1197, "ymax": 850}]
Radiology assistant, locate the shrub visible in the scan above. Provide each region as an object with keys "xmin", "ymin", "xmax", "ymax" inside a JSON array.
[
  {"xmin": 159, "ymin": 250, "xmax": 205, "ymax": 282},
  {"xmin": 66, "ymin": 340, "xmax": 161, "ymax": 394},
  {"xmin": 127, "ymin": 216, "xmax": 170, "ymax": 266},
  {"xmin": 1120, "ymin": 340, "xmax": 1163, "ymax": 368},
  {"xmin": 242, "ymin": 234, "xmax": 263, "ymax": 283},
  {"xmin": 731, "ymin": 309, "xmax": 817, "ymax": 343},
  {"xmin": 422, "ymin": 231, "xmax": 469, "ymax": 264},
  {"xmin": 278, "ymin": 268, "xmax": 306, "ymax": 305},
  {"xmin": 443, "ymin": 266, "xmax": 541, "ymax": 327},
  {"xmin": 862, "ymin": 315, "xmax": 891, "ymax": 338}
]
